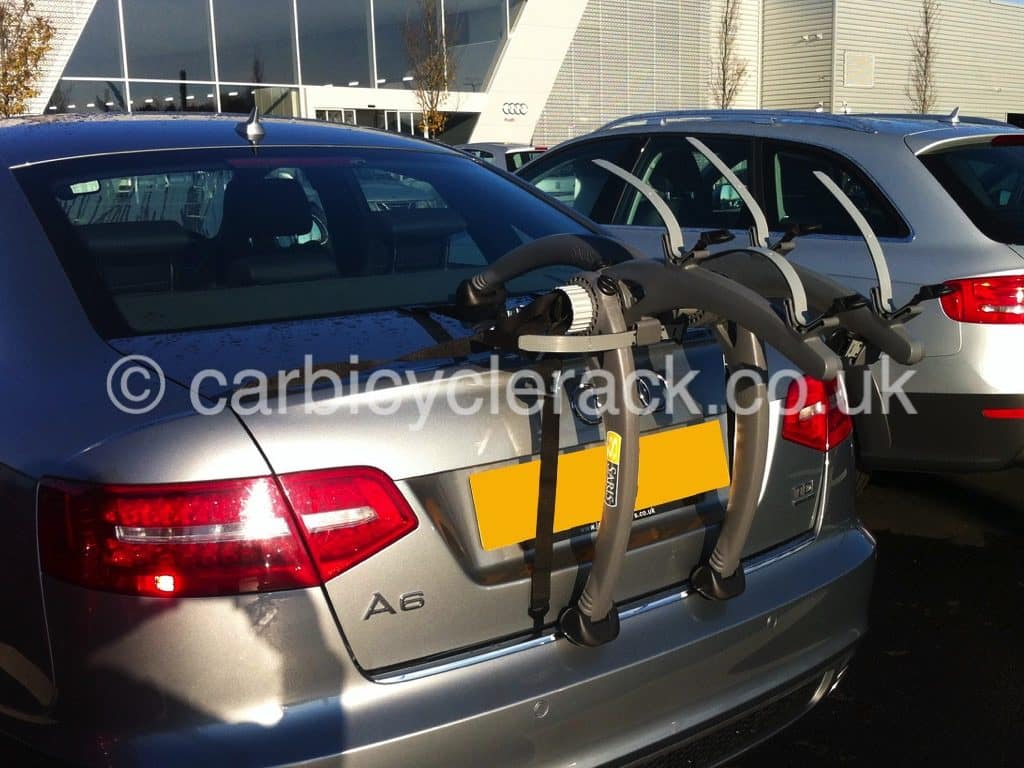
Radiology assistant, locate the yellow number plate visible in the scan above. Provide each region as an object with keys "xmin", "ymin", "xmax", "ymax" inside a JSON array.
[{"xmin": 470, "ymin": 421, "xmax": 731, "ymax": 551}]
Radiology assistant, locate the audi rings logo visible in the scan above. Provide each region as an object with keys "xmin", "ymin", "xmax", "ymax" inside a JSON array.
[{"xmin": 502, "ymin": 102, "xmax": 529, "ymax": 116}]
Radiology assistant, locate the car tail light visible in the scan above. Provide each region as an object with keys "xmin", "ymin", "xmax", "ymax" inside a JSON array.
[
  {"xmin": 991, "ymin": 135, "xmax": 1024, "ymax": 147},
  {"xmin": 940, "ymin": 275, "xmax": 1024, "ymax": 324},
  {"xmin": 38, "ymin": 467, "xmax": 416, "ymax": 597},
  {"xmin": 782, "ymin": 377, "xmax": 853, "ymax": 452},
  {"xmin": 278, "ymin": 467, "xmax": 417, "ymax": 582},
  {"xmin": 982, "ymin": 407, "xmax": 1024, "ymax": 420}
]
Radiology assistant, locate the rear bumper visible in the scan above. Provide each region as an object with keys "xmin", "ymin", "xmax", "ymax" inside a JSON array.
[
  {"xmin": 17, "ymin": 524, "xmax": 875, "ymax": 768},
  {"xmin": 859, "ymin": 393, "xmax": 1024, "ymax": 472}
]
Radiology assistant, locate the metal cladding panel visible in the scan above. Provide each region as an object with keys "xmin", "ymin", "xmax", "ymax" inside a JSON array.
[
  {"xmin": 761, "ymin": 0, "xmax": 835, "ymax": 111},
  {"xmin": 832, "ymin": 0, "xmax": 1024, "ymax": 119},
  {"xmin": 534, "ymin": 0, "xmax": 762, "ymax": 147}
]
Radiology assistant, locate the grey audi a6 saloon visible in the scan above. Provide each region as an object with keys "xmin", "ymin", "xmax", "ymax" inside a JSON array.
[{"xmin": 0, "ymin": 114, "xmax": 872, "ymax": 767}]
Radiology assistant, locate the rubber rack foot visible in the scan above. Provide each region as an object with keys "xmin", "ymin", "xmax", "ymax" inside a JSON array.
[
  {"xmin": 559, "ymin": 604, "xmax": 620, "ymax": 647},
  {"xmin": 691, "ymin": 563, "xmax": 746, "ymax": 601}
]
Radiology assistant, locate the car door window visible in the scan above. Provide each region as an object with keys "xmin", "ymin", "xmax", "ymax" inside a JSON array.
[
  {"xmin": 765, "ymin": 142, "xmax": 909, "ymax": 238},
  {"xmin": 518, "ymin": 137, "xmax": 645, "ymax": 223},
  {"xmin": 614, "ymin": 135, "xmax": 754, "ymax": 231}
]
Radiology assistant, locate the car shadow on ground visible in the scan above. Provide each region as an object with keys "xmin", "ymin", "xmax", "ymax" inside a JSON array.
[{"xmin": 729, "ymin": 469, "xmax": 1023, "ymax": 767}]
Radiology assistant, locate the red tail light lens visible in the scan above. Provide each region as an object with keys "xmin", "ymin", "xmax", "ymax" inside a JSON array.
[
  {"xmin": 782, "ymin": 377, "xmax": 853, "ymax": 452},
  {"xmin": 278, "ymin": 467, "xmax": 417, "ymax": 582},
  {"xmin": 38, "ymin": 467, "xmax": 417, "ymax": 597},
  {"xmin": 940, "ymin": 275, "xmax": 1024, "ymax": 324}
]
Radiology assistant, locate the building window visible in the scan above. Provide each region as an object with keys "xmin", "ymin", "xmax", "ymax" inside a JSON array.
[
  {"xmin": 445, "ymin": 0, "xmax": 506, "ymax": 92},
  {"xmin": 212, "ymin": 0, "xmax": 297, "ymax": 85},
  {"xmin": 297, "ymin": 0, "xmax": 373, "ymax": 88},
  {"xmin": 122, "ymin": 0, "xmax": 215, "ymax": 82},
  {"xmin": 509, "ymin": 0, "xmax": 527, "ymax": 30},
  {"xmin": 46, "ymin": 79, "xmax": 128, "ymax": 114},
  {"xmin": 373, "ymin": 0, "xmax": 418, "ymax": 89},
  {"xmin": 129, "ymin": 81, "xmax": 217, "ymax": 112},
  {"xmin": 62, "ymin": 0, "xmax": 123, "ymax": 78},
  {"xmin": 220, "ymin": 85, "xmax": 300, "ymax": 117}
]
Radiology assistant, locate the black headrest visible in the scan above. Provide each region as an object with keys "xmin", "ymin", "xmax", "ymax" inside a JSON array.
[
  {"xmin": 648, "ymin": 150, "xmax": 703, "ymax": 196},
  {"xmin": 78, "ymin": 221, "xmax": 193, "ymax": 255},
  {"xmin": 369, "ymin": 208, "xmax": 467, "ymax": 241},
  {"xmin": 222, "ymin": 177, "xmax": 313, "ymax": 237}
]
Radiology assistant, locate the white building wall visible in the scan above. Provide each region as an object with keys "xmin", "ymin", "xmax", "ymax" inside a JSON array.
[
  {"xmin": 469, "ymin": 0, "xmax": 588, "ymax": 143},
  {"xmin": 761, "ymin": 0, "xmax": 834, "ymax": 111},
  {"xmin": 832, "ymin": 0, "xmax": 1024, "ymax": 119},
  {"xmin": 28, "ymin": 0, "xmax": 98, "ymax": 115},
  {"xmin": 708, "ymin": 0, "xmax": 762, "ymax": 110},
  {"xmin": 533, "ymin": 0, "xmax": 762, "ymax": 148}
]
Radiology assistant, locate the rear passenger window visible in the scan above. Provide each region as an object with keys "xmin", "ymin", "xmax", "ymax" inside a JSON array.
[
  {"xmin": 614, "ymin": 135, "xmax": 754, "ymax": 231},
  {"xmin": 518, "ymin": 137, "xmax": 645, "ymax": 223},
  {"xmin": 766, "ymin": 143, "xmax": 909, "ymax": 238}
]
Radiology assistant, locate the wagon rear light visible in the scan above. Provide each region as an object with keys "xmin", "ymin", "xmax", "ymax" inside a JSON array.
[
  {"xmin": 782, "ymin": 377, "xmax": 853, "ymax": 452},
  {"xmin": 38, "ymin": 467, "xmax": 416, "ymax": 597},
  {"xmin": 940, "ymin": 275, "xmax": 1024, "ymax": 324}
]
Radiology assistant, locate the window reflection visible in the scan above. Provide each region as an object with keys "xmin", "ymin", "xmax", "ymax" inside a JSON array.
[
  {"xmin": 509, "ymin": 0, "xmax": 527, "ymax": 29},
  {"xmin": 446, "ymin": 0, "xmax": 506, "ymax": 91},
  {"xmin": 298, "ymin": 0, "xmax": 372, "ymax": 88},
  {"xmin": 50, "ymin": 0, "xmax": 513, "ymax": 118},
  {"xmin": 373, "ymin": 0, "xmax": 419, "ymax": 89},
  {"xmin": 213, "ymin": 0, "xmax": 296, "ymax": 84},
  {"xmin": 123, "ymin": 0, "xmax": 214, "ymax": 81},
  {"xmin": 220, "ymin": 85, "xmax": 300, "ymax": 117},
  {"xmin": 46, "ymin": 79, "xmax": 128, "ymax": 113},
  {"xmin": 63, "ymin": 0, "xmax": 123, "ymax": 78},
  {"xmin": 129, "ymin": 82, "xmax": 217, "ymax": 112}
]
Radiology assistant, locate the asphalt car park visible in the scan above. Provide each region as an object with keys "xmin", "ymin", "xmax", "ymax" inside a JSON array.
[{"xmin": 731, "ymin": 469, "xmax": 1024, "ymax": 768}]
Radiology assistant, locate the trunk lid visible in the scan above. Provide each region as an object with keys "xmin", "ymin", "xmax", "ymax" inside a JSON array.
[{"xmin": 112, "ymin": 311, "xmax": 819, "ymax": 671}]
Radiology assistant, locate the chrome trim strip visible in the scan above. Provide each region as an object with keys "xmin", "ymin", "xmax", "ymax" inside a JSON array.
[
  {"xmin": 374, "ymin": 534, "xmax": 816, "ymax": 685},
  {"xmin": 114, "ymin": 519, "xmax": 290, "ymax": 544}
]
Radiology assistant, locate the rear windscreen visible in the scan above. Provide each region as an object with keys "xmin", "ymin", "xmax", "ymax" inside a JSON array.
[
  {"xmin": 919, "ymin": 140, "xmax": 1024, "ymax": 245},
  {"xmin": 16, "ymin": 147, "xmax": 590, "ymax": 336}
]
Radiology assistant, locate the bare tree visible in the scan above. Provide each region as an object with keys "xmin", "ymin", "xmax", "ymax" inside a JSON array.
[
  {"xmin": 0, "ymin": 0, "xmax": 54, "ymax": 118},
  {"xmin": 906, "ymin": 0, "xmax": 939, "ymax": 114},
  {"xmin": 404, "ymin": 0, "xmax": 457, "ymax": 138},
  {"xmin": 710, "ymin": 0, "xmax": 748, "ymax": 109}
]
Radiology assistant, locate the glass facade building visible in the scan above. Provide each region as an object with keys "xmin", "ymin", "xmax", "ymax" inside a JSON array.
[{"xmin": 47, "ymin": 0, "xmax": 524, "ymax": 123}]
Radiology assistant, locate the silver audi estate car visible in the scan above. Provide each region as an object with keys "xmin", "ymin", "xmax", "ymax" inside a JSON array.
[
  {"xmin": 520, "ymin": 110, "xmax": 1024, "ymax": 474},
  {"xmin": 0, "ymin": 114, "xmax": 871, "ymax": 767}
]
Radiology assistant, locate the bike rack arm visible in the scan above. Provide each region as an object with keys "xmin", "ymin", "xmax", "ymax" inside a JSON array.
[
  {"xmin": 812, "ymin": 170, "xmax": 896, "ymax": 316},
  {"xmin": 706, "ymin": 249, "xmax": 925, "ymax": 365},
  {"xmin": 607, "ymin": 259, "xmax": 842, "ymax": 381},
  {"xmin": 686, "ymin": 136, "xmax": 771, "ymax": 247},
  {"xmin": 591, "ymin": 158, "xmax": 686, "ymax": 261},
  {"xmin": 455, "ymin": 232, "xmax": 638, "ymax": 319},
  {"xmin": 701, "ymin": 246, "xmax": 814, "ymax": 329}
]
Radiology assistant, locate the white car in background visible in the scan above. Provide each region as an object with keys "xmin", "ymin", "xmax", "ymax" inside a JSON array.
[{"xmin": 457, "ymin": 141, "xmax": 545, "ymax": 172}]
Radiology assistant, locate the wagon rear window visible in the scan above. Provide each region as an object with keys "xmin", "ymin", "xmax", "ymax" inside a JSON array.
[
  {"xmin": 920, "ymin": 139, "xmax": 1024, "ymax": 245},
  {"xmin": 15, "ymin": 147, "xmax": 589, "ymax": 336}
]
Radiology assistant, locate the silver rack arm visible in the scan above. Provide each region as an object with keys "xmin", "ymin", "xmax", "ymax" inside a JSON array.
[
  {"xmin": 813, "ymin": 170, "xmax": 896, "ymax": 315},
  {"xmin": 703, "ymin": 245, "xmax": 814, "ymax": 329},
  {"xmin": 591, "ymin": 158, "xmax": 686, "ymax": 261},
  {"xmin": 686, "ymin": 136, "xmax": 771, "ymax": 247}
]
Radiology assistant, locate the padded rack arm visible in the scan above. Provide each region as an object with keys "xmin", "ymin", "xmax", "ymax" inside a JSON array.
[
  {"xmin": 607, "ymin": 259, "xmax": 842, "ymax": 381},
  {"xmin": 706, "ymin": 250, "xmax": 924, "ymax": 365}
]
